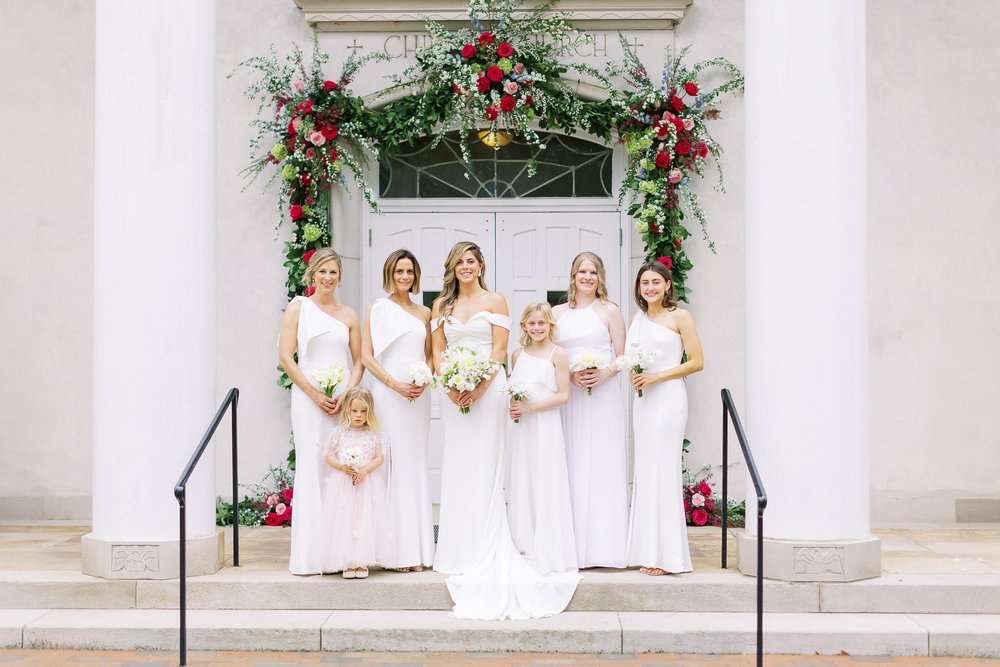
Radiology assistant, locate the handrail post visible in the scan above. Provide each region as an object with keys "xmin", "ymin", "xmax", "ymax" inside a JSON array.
[
  {"xmin": 178, "ymin": 491, "xmax": 187, "ymax": 666},
  {"xmin": 231, "ymin": 392, "xmax": 240, "ymax": 567},
  {"xmin": 721, "ymin": 395, "xmax": 729, "ymax": 569},
  {"xmin": 757, "ymin": 507, "xmax": 764, "ymax": 667}
]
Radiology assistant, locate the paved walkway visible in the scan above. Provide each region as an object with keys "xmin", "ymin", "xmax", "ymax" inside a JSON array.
[
  {"xmin": 1, "ymin": 650, "xmax": 999, "ymax": 666},
  {"xmin": 3, "ymin": 522, "xmax": 1000, "ymax": 574}
]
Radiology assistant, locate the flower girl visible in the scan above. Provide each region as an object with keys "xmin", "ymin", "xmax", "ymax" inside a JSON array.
[
  {"xmin": 321, "ymin": 386, "xmax": 391, "ymax": 579},
  {"xmin": 505, "ymin": 302, "xmax": 578, "ymax": 574}
]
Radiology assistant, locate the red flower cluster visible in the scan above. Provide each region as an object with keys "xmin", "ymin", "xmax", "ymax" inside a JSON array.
[
  {"xmin": 683, "ymin": 476, "xmax": 722, "ymax": 527},
  {"xmin": 456, "ymin": 32, "xmax": 534, "ymax": 121}
]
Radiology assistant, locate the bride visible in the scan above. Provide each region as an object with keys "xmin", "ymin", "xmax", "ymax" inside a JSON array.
[{"xmin": 431, "ymin": 241, "xmax": 580, "ymax": 619}]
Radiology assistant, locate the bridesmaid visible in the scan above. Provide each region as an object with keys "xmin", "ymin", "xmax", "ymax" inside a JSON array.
[
  {"xmin": 278, "ymin": 248, "xmax": 364, "ymax": 575},
  {"xmin": 553, "ymin": 252, "xmax": 629, "ymax": 568},
  {"xmin": 624, "ymin": 260, "xmax": 704, "ymax": 575},
  {"xmin": 361, "ymin": 249, "xmax": 434, "ymax": 572}
]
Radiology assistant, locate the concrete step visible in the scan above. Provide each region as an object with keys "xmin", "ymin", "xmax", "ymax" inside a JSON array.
[
  {"xmin": 4, "ymin": 609, "xmax": 1000, "ymax": 657},
  {"xmin": 4, "ymin": 569, "xmax": 1000, "ymax": 614}
]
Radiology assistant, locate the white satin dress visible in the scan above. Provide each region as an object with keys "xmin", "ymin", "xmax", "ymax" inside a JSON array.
[
  {"xmin": 624, "ymin": 312, "xmax": 692, "ymax": 573},
  {"xmin": 368, "ymin": 298, "xmax": 434, "ymax": 569},
  {"xmin": 555, "ymin": 303, "xmax": 629, "ymax": 568},
  {"xmin": 433, "ymin": 312, "xmax": 581, "ymax": 619},
  {"xmin": 288, "ymin": 296, "xmax": 352, "ymax": 575}
]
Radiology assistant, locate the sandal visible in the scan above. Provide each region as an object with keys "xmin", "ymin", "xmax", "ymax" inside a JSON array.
[
  {"xmin": 411, "ymin": 565, "xmax": 423, "ymax": 572},
  {"xmin": 642, "ymin": 567, "xmax": 668, "ymax": 576},
  {"xmin": 355, "ymin": 567, "xmax": 369, "ymax": 579},
  {"xmin": 342, "ymin": 569, "xmax": 356, "ymax": 579}
]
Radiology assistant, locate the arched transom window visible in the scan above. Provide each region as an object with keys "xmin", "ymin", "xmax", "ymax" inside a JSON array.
[{"xmin": 379, "ymin": 130, "xmax": 612, "ymax": 199}]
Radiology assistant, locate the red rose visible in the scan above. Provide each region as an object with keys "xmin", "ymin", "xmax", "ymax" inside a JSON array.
[
  {"xmin": 287, "ymin": 120, "xmax": 297, "ymax": 135},
  {"xmin": 323, "ymin": 80, "xmax": 337, "ymax": 91},
  {"xmin": 296, "ymin": 99, "xmax": 314, "ymax": 114},
  {"xmin": 675, "ymin": 140, "xmax": 691, "ymax": 156},
  {"xmin": 684, "ymin": 500, "xmax": 691, "ymax": 512},
  {"xmin": 305, "ymin": 147, "xmax": 316, "ymax": 159},
  {"xmin": 670, "ymin": 117, "xmax": 684, "ymax": 133},
  {"xmin": 649, "ymin": 223, "xmax": 659, "ymax": 234},
  {"xmin": 305, "ymin": 197, "xmax": 315, "ymax": 205},
  {"xmin": 264, "ymin": 512, "xmax": 282, "ymax": 526},
  {"xmin": 300, "ymin": 173, "xmax": 311, "ymax": 186},
  {"xmin": 705, "ymin": 499, "xmax": 715, "ymax": 510},
  {"xmin": 499, "ymin": 95, "xmax": 516, "ymax": 112},
  {"xmin": 461, "ymin": 44, "xmax": 477, "ymax": 59},
  {"xmin": 486, "ymin": 66, "xmax": 504, "ymax": 82},
  {"xmin": 289, "ymin": 204, "xmax": 304, "ymax": 220},
  {"xmin": 302, "ymin": 249, "xmax": 316, "ymax": 265},
  {"xmin": 477, "ymin": 76, "xmax": 491, "ymax": 93},
  {"xmin": 669, "ymin": 95, "xmax": 684, "ymax": 112},
  {"xmin": 328, "ymin": 149, "xmax": 339, "ymax": 162},
  {"xmin": 479, "ymin": 31, "xmax": 494, "ymax": 45},
  {"xmin": 684, "ymin": 81, "xmax": 699, "ymax": 96},
  {"xmin": 524, "ymin": 95, "xmax": 533, "ymax": 106},
  {"xmin": 656, "ymin": 122, "xmax": 670, "ymax": 138},
  {"xmin": 322, "ymin": 125, "xmax": 339, "ymax": 140},
  {"xmin": 657, "ymin": 256, "xmax": 673, "ymax": 270},
  {"xmin": 304, "ymin": 285, "xmax": 316, "ymax": 297},
  {"xmin": 695, "ymin": 141, "xmax": 708, "ymax": 158},
  {"xmin": 691, "ymin": 507, "xmax": 709, "ymax": 526},
  {"xmin": 484, "ymin": 107, "xmax": 499, "ymax": 121},
  {"xmin": 281, "ymin": 488, "xmax": 293, "ymax": 502},
  {"xmin": 673, "ymin": 238, "xmax": 682, "ymax": 248},
  {"xmin": 497, "ymin": 42, "xmax": 514, "ymax": 58},
  {"xmin": 698, "ymin": 481, "xmax": 712, "ymax": 496},
  {"xmin": 654, "ymin": 152, "xmax": 671, "ymax": 169},
  {"xmin": 282, "ymin": 506, "xmax": 292, "ymax": 523}
]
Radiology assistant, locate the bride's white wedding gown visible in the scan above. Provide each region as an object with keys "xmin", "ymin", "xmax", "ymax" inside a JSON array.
[{"xmin": 433, "ymin": 311, "xmax": 581, "ymax": 620}]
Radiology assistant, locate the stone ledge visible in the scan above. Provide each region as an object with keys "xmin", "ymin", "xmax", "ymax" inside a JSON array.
[
  {"xmin": 737, "ymin": 532, "xmax": 881, "ymax": 582},
  {"xmin": 912, "ymin": 614, "xmax": 1000, "ymax": 658},
  {"xmin": 0, "ymin": 571, "xmax": 135, "ymax": 609},
  {"xmin": 81, "ymin": 530, "xmax": 223, "ymax": 580},
  {"xmin": 820, "ymin": 573, "xmax": 1000, "ymax": 613},
  {"xmin": 0, "ymin": 610, "xmax": 51, "ymax": 649}
]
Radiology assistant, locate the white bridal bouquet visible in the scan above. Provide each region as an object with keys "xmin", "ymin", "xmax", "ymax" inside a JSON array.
[
  {"xmin": 620, "ymin": 344, "xmax": 658, "ymax": 398},
  {"xmin": 435, "ymin": 346, "xmax": 502, "ymax": 414},
  {"xmin": 337, "ymin": 446, "xmax": 366, "ymax": 484},
  {"xmin": 310, "ymin": 363, "xmax": 347, "ymax": 397},
  {"xmin": 568, "ymin": 348, "xmax": 609, "ymax": 396},
  {"xmin": 405, "ymin": 361, "xmax": 434, "ymax": 402},
  {"xmin": 503, "ymin": 381, "xmax": 532, "ymax": 423}
]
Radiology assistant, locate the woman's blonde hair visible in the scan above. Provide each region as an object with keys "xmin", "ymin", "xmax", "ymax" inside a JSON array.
[
  {"xmin": 438, "ymin": 241, "xmax": 488, "ymax": 320},
  {"xmin": 567, "ymin": 252, "xmax": 610, "ymax": 307},
  {"xmin": 338, "ymin": 386, "xmax": 381, "ymax": 431},
  {"xmin": 518, "ymin": 302, "xmax": 557, "ymax": 347},
  {"xmin": 382, "ymin": 249, "xmax": 421, "ymax": 294},
  {"xmin": 301, "ymin": 248, "xmax": 342, "ymax": 286}
]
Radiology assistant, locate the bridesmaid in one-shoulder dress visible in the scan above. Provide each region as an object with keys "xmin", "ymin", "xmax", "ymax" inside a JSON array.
[
  {"xmin": 624, "ymin": 260, "xmax": 704, "ymax": 576},
  {"xmin": 553, "ymin": 252, "xmax": 629, "ymax": 568},
  {"xmin": 361, "ymin": 249, "xmax": 434, "ymax": 571},
  {"xmin": 278, "ymin": 248, "xmax": 364, "ymax": 575}
]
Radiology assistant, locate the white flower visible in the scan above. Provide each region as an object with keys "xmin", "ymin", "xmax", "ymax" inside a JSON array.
[
  {"xmin": 691, "ymin": 493, "xmax": 705, "ymax": 508},
  {"xmin": 310, "ymin": 363, "xmax": 346, "ymax": 397},
  {"xmin": 407, "ymin": 361, "xmax": 433, "ymax": 387},
  {"xmin": 503, "ymin": 381, "xmax": 531, "ymax": 402},
  {"xmin": 338, "ymin": 447, "xmax": 366, "ymax": 471},
  {"xmin": 435, "ymin": 346, "xmax": 501, "ymax": 414},
  {"xmin": 569, "ymin": 349, "xmax": 608, "ymax": 372}
]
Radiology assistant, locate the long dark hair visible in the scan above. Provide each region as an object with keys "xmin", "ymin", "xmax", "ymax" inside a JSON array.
[{"xmin": 633, "ymin": 261, "xmax": 677, "ymax": 312}]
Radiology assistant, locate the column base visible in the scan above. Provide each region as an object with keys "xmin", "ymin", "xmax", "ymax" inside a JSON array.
[
  {"xmin": 736, "ymin": 531, "xmax": 881, "ymax": 582},
  {"xmin": 82, "ymin": 530, "xmax": 224, "ymax": 580}
]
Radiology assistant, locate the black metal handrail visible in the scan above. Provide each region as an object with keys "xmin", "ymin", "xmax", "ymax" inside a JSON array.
[
  {"xmin": 720, "ymin": 387, "xmax": 767, "ymax": 667},
  {"xmin": 173, "ymin": 387, "xmax": 240, "ymax": 667}
]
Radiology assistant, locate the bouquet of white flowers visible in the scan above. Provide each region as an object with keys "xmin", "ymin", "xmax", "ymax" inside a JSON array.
[
  {"xmin": 310, "ymin": 363, "xmax": 347, "ymax": 397},
  {"xmin": 620, "ymin": 343, "xmax": 658, "ymax": 398},
  {"xmin": 503, "ymin": 381, "xmax": 532, "ymax": 423},
  {"xmin": 569, "ymin": 348, "xmax": 609, "ymax": 396},
  {"xmin": 405, "ymin": 361, "xmax": 434, "ymax": 402},
  {"xmin": 435, "ymin": 346, "xmax": 501, "ymax": 414},
  {"xmin": 337, "ymin": 446, "xmax": 366, "ymax": 484}
]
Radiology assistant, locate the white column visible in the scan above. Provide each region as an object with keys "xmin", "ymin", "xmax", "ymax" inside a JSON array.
[
  {"xmin": 740, "ymin": 0, "xmax": 880, "ymax": 581},
  {"xmin": 83, "ymin": 0, "xmax": 221, "ymax": 579}
]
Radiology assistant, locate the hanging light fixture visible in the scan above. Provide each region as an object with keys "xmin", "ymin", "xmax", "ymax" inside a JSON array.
[{"xmin": 478, "ymin": 129, "xmax": 512, "ymax": 148}]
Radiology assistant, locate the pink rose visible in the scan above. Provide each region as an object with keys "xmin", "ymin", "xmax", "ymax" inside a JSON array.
[
  {"xmin": 305, "ymin": 147, "xmax": 316, "ymax": 159},
  {"xmin": 503, "ymin": 80, "xmax": 519, "ymax": 94},
  {"xmin": 308, "ymin": 131, "xmax": 326, "ymax": 146},
  {"xmin": 691, "ymin": 507, "xmax": 709, "ymax": 526},
  {"xmin": 691, "ymin": 493, "xmax": 705, "ymax": 508},
  {"xmin": 266, "ymin": 494, "xmax": 278, "ymax": 506},
  {"xmin": 668, "ymin": 168, "xmax": 682, "ymax": 184},
  {"xmin": 275, "ymin": 503, "xmax": 287, "ymax": 515},
  {"xmin": 293, "ymin": 81, "xmax": 305, "ymax": 92},
  {"xmin": 291, "ymin": 117, "xmax": 302, "ymax": 132},
  {"xmin": 513, "ymin": 63, "xmax": 524, "ymax": 74},
  {"xmin": 683, "ymin": 118, "xmax": 695, "ymax": 131}
]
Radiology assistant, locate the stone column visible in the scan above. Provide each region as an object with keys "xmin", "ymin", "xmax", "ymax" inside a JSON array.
[
  {"xmin": 739, "ymin": 0, "xmax": 880, "ymax": 581},
  {"xmin": 83, "ymin": 0, "xmax": 222, "ymax": 579}
]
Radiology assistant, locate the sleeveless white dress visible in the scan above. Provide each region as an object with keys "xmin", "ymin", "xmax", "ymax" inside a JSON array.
[
  {"xmin": 507, "ymin": 348, "xmax": 579, "ymax": 575},
  {"xmin": 624, "ymin": 312, "xmax": 692, "ymax": 573},
  {"xmin": 433, "ymin": 312, "xmax": 581, "ymax": 619},
  {"xmin": 554, "ymin": 304, "xmax": 629, "ymax": 568},
  {"xmin": 368, "ymin": 298, "xmax": 434, "ymax": 569},
  {"xmin": 288, "ymin": 296, "xmax": 352, "ymax": 575}
]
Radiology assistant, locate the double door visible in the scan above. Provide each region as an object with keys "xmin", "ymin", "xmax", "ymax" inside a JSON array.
[{"xmin": 367, "ymin": 208, "xmax": 621, "ymax": 500}]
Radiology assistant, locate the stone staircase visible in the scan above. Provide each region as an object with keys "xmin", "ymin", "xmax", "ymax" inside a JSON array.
[{"xmin": 3, "ymin": 568, "xmax": 1000, "ymax": 656}]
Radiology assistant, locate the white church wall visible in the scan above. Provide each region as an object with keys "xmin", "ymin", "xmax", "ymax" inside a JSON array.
[{"xmin": 1, "ymin": 0, "xmax": 997, "ymax": 523}]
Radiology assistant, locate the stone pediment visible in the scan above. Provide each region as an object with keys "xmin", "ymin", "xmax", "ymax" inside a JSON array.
[{"xmin": 293, "ymin": 0, "xmax": 694, "ymax": 31}]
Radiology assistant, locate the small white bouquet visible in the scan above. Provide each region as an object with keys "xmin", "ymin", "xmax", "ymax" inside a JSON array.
[
  {"xmin": 503, "ymin": 381, "xmax": 532, "ymax": 423},
  {"xmin": 569, "ymin": 348, "xmax": 609, "ymax": 396},
  {"xmin": 405, "ymin": 361, "xmax": 434, "ymax": 402},
  {"xmin": 435, "ymin": 346, "xmax": 501, "ymax": 414},
  {"xmin": 337, "ymin": 446, "xmax": 366, "ymax": 484},
  {"xmin": 310, "ymin": 363, "xmax": 346, "ymax": 397},
  {"xmin": 620, "ymin": 343, "xmax": 658, "ymax": 398}
]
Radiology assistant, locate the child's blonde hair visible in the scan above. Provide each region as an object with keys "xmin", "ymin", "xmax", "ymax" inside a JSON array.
[
  {"xmin": 519, "ymin": 302, "xmax": 557, "ymax": 347},
  {"xmin": 338, "ymin": 386, "xmax": 381, "ymax": 431}
]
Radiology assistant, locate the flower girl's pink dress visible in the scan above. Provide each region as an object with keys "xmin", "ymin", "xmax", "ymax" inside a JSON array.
[{"xmin": 320, "ymin": 426, "xmax": 391, "ymax": 572}]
